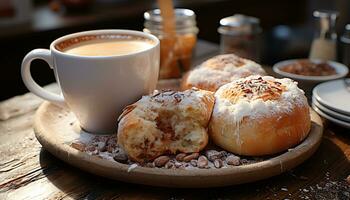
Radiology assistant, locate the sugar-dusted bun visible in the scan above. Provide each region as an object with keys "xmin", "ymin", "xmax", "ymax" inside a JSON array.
[
  {"xmin": 117, "ymin": 88, "xmax": 215, "ymax": 163},
  {"xmin": 181, "ymin": 54, "xmax": 266, "ymax": 92},
  {"xmin": 209, "ymin": 75, "xmax": 311, "ymax": 156}
]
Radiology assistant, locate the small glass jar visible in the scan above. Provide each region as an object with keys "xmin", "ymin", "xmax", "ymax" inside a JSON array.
[
  {"xmin": 218, "ymin": 14, "xmax": 261, "ymax": 62},
  {"xmin": 309, "ymin": 10, "xmax": 338, "ymax": 61},
  {"xmin": 144, "ymin": 9, "xmax": 199, "ymax": 79}
]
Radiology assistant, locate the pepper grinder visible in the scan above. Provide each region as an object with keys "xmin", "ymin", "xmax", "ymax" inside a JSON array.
[{"xmin": 309, "ymin": 10, "xmax": 338, "ymax": 61}]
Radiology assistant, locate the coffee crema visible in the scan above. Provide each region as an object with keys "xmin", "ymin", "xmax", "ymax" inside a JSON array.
[{"xmin": 56, "ymin": 34, "xmax": 155, "ymax": 56}]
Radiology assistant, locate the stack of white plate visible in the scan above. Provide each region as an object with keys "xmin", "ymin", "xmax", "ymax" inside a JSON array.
[{"xmin": 312, "ymin": 79, "xmax": 350, "ymax": 129}]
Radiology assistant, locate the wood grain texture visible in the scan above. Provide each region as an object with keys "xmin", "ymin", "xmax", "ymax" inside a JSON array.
[
  {"xmin": 1, "ymin": 42, "xmax": 349, "ymax": 199},
  {"xmin": 1, "ymin": 94, "xmax": 349, "ymax": 199},
  {"xmin": 32, "ymin": 101, "xmax": 323, "ymax": 188}
]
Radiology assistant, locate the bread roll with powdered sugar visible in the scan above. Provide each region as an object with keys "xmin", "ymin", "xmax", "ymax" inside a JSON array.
[
  {"xmin": 181, "ymin": 54, "xmax": 266, "ymax": 92},
  {"xmin": 209, "ymin": 75, "xmax": 311, "ymax": 156}
]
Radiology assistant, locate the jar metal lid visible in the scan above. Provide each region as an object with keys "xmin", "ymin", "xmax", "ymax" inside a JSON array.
[
  {"xmin": 218, "ymin": 14, "xmax": 261, "ymax": 35},
  {"xmin": 144, "ymin": 8, "xmax": 198, "ymax": 34},
  {"xmin": 313, "ymin": 10, "xmax": 338, "ymax": 19},
  {"xmin": 144, "ymin": 8, "xmax": 196, "ymax": 22},
  {"xmin": 345, "ymin": 24, "xmax": 350, "ymax": 31},
  {"xmin": 341, "ymin": 24, "xmax": 350, "ymax": 42}
]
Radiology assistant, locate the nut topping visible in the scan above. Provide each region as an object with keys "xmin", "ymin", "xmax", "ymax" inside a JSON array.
[
  {"xmin": 71, "ymin": 142, "xmax": 86, "ymax": 152},
  {"xmin": 165, "ymin": 161, "xmax": 175, "ymax": 169},
  {"xmin": 174, "ymin": 162, "xmax": 182, "ymax": 168},
  {"xmin": 197, "ymin": 156, "xmax": 208, "ymax": 168},
  {"xmin": 222, "ymin": 76, "xmax": 286, "ymax": 103},
  {"xmin": 86, "ymin": 145, "xmax": 96, "ymax": 152},
  {"xmin": 70, "ymin": 134, "xmax": 269, "ymax": 170},
  {"xmin": 154, "ymin": 156, "xmax": 170, "ymax": 167},
  {"xmin": 113, "ymin": 153, "xmax": 128, "ymax": 163},
  {"xmin": 176, "ymin": 153, "xmax": 187, "ymax": 162},
  {"xmin": 205, "ymin": 150, "xmax": 222, "ymax": 161},
  {"xmin": 226, "ymin": 155, "xmax": 240, "ymax": 166},
  {"xmin": 214, "ymin": 159, "xmax": 223, "ymax": 168},
  {"xmin": 183, "ymin": 152, "xmax": 200, "ymax": 162},
  {"xmin": 190, "ymin": 160, "xmax": 198, "ymax": 167},
  {"xmin": 145, "ymin": 162, "xmax": 155, "ymax": 168}
]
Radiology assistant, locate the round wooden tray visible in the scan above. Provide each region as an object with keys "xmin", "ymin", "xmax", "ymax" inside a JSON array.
[{"xmin": 34, "ymin": 102, "xmax": 323, "ymax": 188}]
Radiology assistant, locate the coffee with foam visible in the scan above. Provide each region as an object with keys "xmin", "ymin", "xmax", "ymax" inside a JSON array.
[{"xmin": 56, "ymin": 34, "xmax": 155, "ymax": 57}]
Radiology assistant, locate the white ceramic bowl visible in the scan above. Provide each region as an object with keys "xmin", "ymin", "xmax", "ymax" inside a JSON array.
[{"xmin": 272, "ymin": 59, "xmax": 349, "ymax": 97}]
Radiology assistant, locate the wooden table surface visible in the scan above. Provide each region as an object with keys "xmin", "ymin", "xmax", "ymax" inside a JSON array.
[{"xmin": 0, "ymin": 41, "xmax": 349, "ymax": 200}]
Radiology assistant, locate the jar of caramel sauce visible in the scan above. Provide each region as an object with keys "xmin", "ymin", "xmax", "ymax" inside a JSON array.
[{"xmin": 144, "ymin": 9, "xmax": 198, "ymax": 79}]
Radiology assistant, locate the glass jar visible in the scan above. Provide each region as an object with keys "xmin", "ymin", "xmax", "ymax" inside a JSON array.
[
  {"xmin": 218, "ymin": 14, "xmax": 261, "ymax": 62},
  {"xmin": 309, "ymin": 10, "xmax": 338, "ymax": 61},
  {"xmin": 144, "ymin": 9, "xmax": 199, "ymax": 79}
]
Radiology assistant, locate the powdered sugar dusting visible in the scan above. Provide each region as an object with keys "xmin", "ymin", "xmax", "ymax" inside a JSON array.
[
  {"xmin": 134, "ymin": 89, "xmax": 214, "ymax": 120},
  {"xmin": 187, "ymin": 68, "xmax": 232, "ymax": 88},
  {"xmin": 186, "ymin": 54, "xmax": 266, "ymax": 90},
  {"xmin": 214, "ymin": 75, "xmax": 308, "ymax": 123}
]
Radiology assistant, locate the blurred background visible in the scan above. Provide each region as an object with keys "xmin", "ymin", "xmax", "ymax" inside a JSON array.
[{"xmin": 0, "ymin": 0, "xmax": 349, "ymax": 100}]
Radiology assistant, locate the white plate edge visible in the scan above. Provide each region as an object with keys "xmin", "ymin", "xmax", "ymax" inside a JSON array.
[
  {"xmin": 312, "ymin": 79, "xmax": 350, "ymax": 115},
  {"xmin": 312, "ymin": 104, "xmax": 350, "ymax": 129},
  {"xmin": 312, "ymin": 97, "xmax": 350, "ymax": 122}
]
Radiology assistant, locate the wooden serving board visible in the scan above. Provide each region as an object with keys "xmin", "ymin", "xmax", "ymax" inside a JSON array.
[{"xmin": 33, "ymin": 100, "xmax": 323, "ymax": 188}]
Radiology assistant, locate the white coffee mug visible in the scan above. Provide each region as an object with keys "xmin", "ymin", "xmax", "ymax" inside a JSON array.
[{"xmin": 21, "ymin": 30, "xmax": 160, "ymax": 134}]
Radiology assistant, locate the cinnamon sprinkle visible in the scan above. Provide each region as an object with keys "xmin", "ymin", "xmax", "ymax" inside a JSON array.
[{"xmin": 221, "ymin": 77, "xmax": 286, "ymax": 102}]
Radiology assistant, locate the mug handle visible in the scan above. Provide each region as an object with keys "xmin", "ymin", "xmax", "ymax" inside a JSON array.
[{"xmin": 21, "ymin": 49, "xmax": 65, "ymax": 106}]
